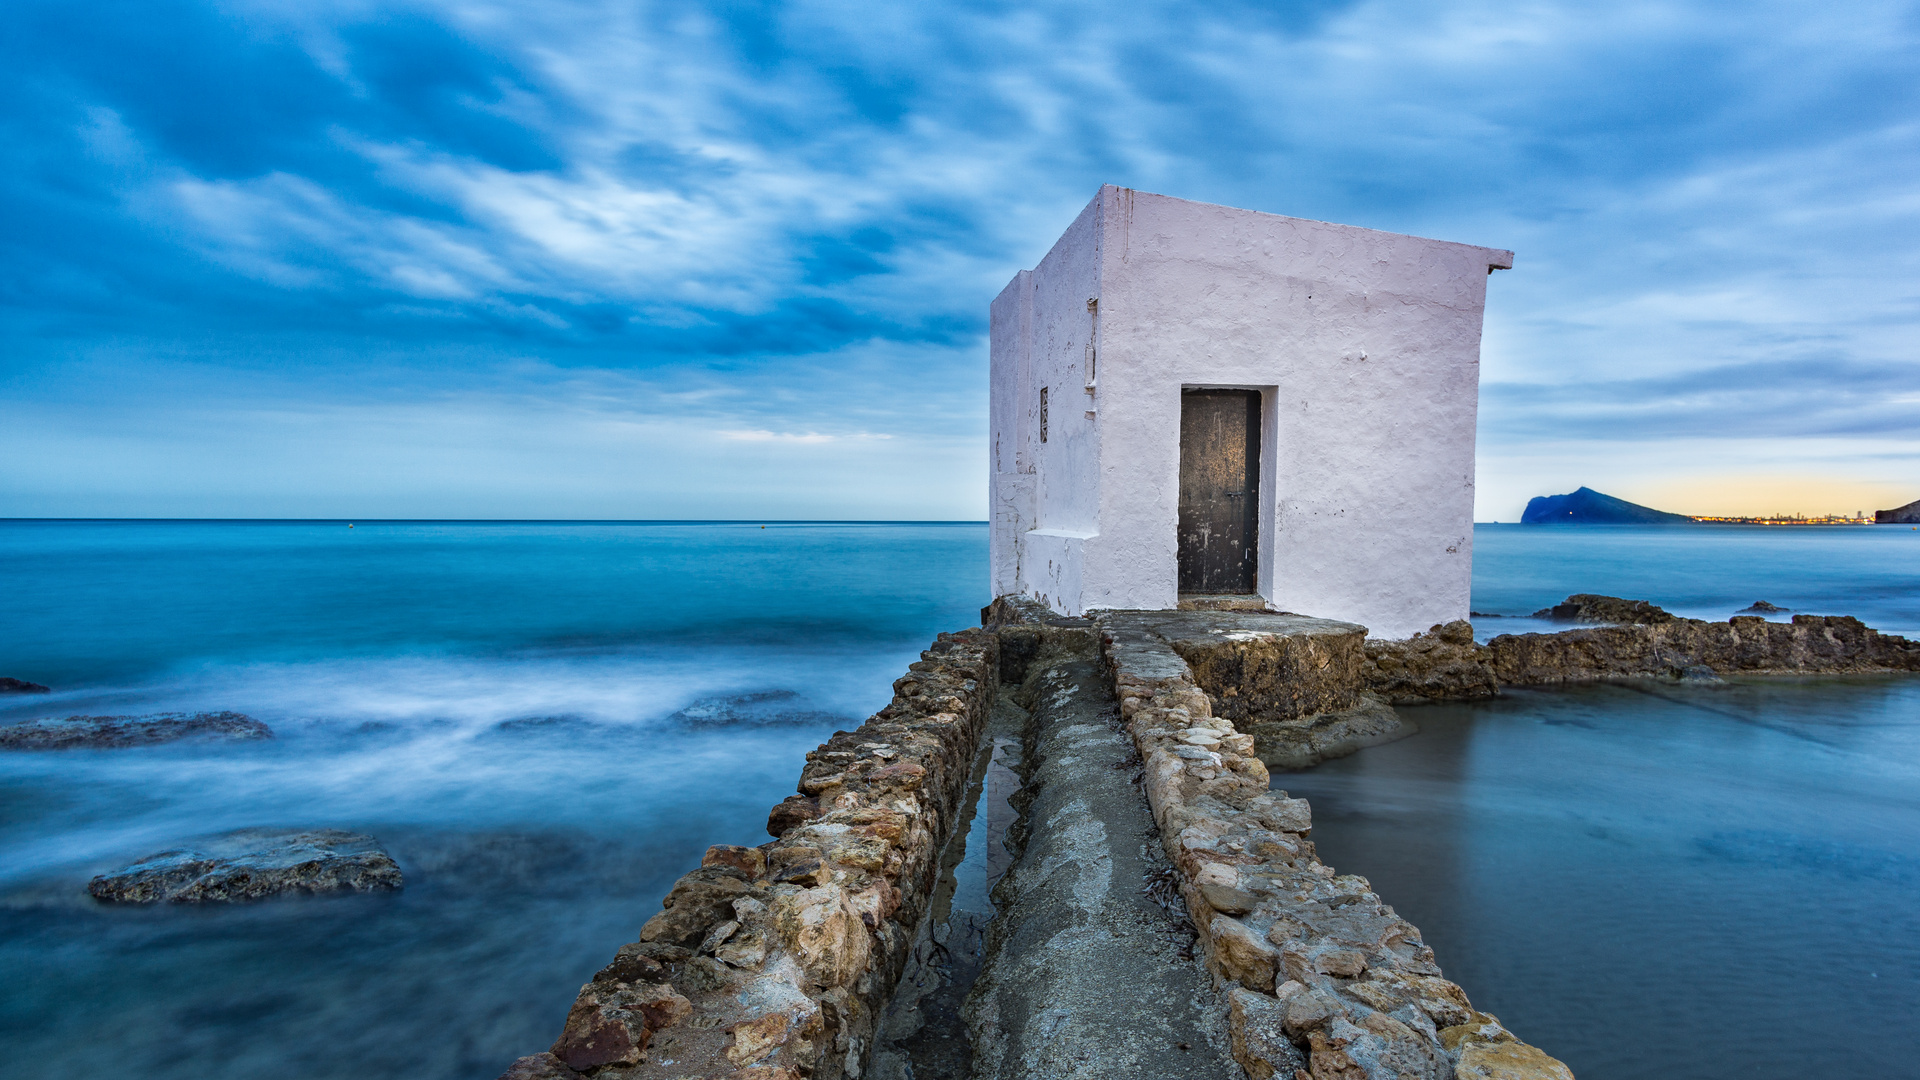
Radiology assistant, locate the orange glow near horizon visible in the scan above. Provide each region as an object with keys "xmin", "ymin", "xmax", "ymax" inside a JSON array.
[{"xmin": 1630, "ymin": 475, "xmax": 1917, "ymax": 519}]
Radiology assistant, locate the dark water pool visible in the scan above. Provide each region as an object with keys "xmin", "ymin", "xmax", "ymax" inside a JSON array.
[{"xmin": 1277, "ymin": 676, "xmax": 1920, "ymax": 1079}]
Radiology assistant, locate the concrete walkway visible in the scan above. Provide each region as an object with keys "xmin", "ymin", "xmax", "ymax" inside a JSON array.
[{"xmin": 963, "ymin": 652, "xmax": 1238, "ymax": 1080}]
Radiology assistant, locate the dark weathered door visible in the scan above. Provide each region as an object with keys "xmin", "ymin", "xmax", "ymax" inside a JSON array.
[{"xmin": 1178, "ymin": 389, "xmax": 1260, "ymax": 594}]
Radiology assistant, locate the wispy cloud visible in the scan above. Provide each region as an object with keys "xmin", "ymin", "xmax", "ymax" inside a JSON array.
[
  {"xmin": 719, "ymin": 430, "xmax": 893, "ymax": 443},
  {"xmin": 2, "ymin": 0, "xmax": 1916, "ymax": 516}
]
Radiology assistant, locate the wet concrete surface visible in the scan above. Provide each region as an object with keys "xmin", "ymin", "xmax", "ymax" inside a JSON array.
[{"xmin": 960, "ymin": 650, "xmax": 1237, "ymax": 1080}]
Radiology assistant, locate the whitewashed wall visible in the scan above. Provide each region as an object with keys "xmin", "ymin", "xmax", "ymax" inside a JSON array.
[{"xmin": 990, "ymin": 186, "xmax": 1511, "ymax": 639}]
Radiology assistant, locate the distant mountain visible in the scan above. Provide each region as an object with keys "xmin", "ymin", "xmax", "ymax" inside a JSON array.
[
  {"xmin": 1876, "ymin": 499, "xmax": 1920, "ymax": 524},
  {"xmin": 1521, "ymin": 486, "xmax": 1693, "ymax": 525}
]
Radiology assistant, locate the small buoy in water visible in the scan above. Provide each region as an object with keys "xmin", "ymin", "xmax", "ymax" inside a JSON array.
[
  {"xmin": 761, "ymin": 525, "xmax": 766, "ymax": 529},
  {"xmin": 348, "ymin": 524, "xmax": 355, "ymax": 529}
]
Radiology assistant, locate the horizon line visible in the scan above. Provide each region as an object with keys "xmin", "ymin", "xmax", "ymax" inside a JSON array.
[{"xmin": 0, "ymin": 517, "xmax": 992, "ymax": 525}]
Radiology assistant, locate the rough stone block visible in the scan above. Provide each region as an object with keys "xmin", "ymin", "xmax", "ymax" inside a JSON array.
[
  {"xmin": 1210, "ymin": 915, "xmax": 1279, "ymax": 992},
  {"xmin": 1227, "ymin": 987, "xmax": 1309, "ymax": 1080}
]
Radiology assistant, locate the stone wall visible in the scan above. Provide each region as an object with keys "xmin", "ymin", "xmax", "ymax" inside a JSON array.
[
  {"xmin": 497, "ymin": 594, "xmax": 1915, "ymax": 1080},
  {"xmin": 1093, "ymin": 613, "xmax": 1574, "ymax": 1080},
  {"xmin": 1098, "ymin": 614, "xmax": 1574, "ymax": 1076},
  {"xmin": 498, "ymin": 628, "xmax": 997, "ymax": 1080}
]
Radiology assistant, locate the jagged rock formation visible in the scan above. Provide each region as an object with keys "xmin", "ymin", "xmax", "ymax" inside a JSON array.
[
  {"xmin": 1521, "ymin": 486, "xmax": 1692, "ymax": 525},
  {"xmin": 1875, "ymin": 498, "xmax": 1920, "ymax": 524},
  {"xmin": 1359, "ymin": 597, "xmax": 1920, "ymax": 698},
  {"xmin": 1363, "ymin": 621, "xmax": 1499, "ymax": 704},
  {"xmin": 88, "ymin": 829, "xmax": 402, "ymax": 903},
  {"xmin": 1530, "ymin": 594, "xmax": 1676, "ymax": 624},
  {"xmin": 1104, "ymin": 610, "xmax": 1419, "ymax": 771},
  {"xmin": 0, "ymin": 711, "xmax": 271, "ymax": 750},
  {"xmin": 0, "ymin": 677, "xmax": 50, "ymax": 694},
  {"xmin": 1489, "ymin": 612, "xmax": 1920, "ymax": 684}
]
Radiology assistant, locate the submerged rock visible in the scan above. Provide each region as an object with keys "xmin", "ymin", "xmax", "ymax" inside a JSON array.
[
  {"xmin": 1245, "ymin": 692, "xmax": 1418, "ymax": 771},
  {"xmin": 1740, "ymin": 600, "xmax": 1787, "ymax": 613},
  {"xmin": 0, "ymin": 711, "xmax": 272, "ymax": 750},
  {"xmin": 1531, "ymin": 594, "xmax": 1676, "ymax": 625},
  {"xmin": 88, "ymin": 828, "xmax": 403, "ymax": 903},
  {"xmin": 665, "ymin": 689, "xmax": 844, "ymax": 728},
  {"xmin": 0, "ymin": 677, "xmax": 51, "ymax": 694},
  {"xmin": 489, "ymin": 715, "xmax": 603, "ymax": 736}
]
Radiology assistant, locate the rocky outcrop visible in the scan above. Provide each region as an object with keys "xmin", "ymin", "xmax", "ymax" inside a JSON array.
[
  {"xmin": 1488, "ymin": 613, "xmax": 1920, "ymax": 684},
  {"xmin": 1096, "ymin": 614, "xmax": 1573, "ymax": 1080},
  {"xmin": 1359, "ymin": 600, "xmax": 1920, "ymax": 696},
  {"xmin": 497, "ymin": 629, "xmax": 998, "ymax": 1080},
  {"xmin": 1520, "ymin": 486, "xmax": 1691, "ymax": 524},
  {"xmin": 0, "ymin": 711, "xmax": 272, "ymax": 750},
  {"xmin": 88, "ymin": 828, "xmax": 402, "ymax": 903},
  {"xmin": 1103, "ymin": 610, "xmax": 1414, "ymax": 770},
  {"xmin": 1114, "ymin": 610, "xmax": 1368, "ymax": 723},
  {"xmin": 1243, "ymin": 694, "xmax": 1416, "ymax": 771},
  {"xmin": 1875, "ymin": 498, "xmax": 1920, "ymax": 524},
  {"xmin": 1530, "ymin": 594, "xmax": 1676, "ymax": 624},
  {"xmin": 0, "ymin": 677, "xmax": 50, "ymax": 694},
  {"xmin": 1363, "ymin": 621, "xmax": 1498, "ymax": 704}
]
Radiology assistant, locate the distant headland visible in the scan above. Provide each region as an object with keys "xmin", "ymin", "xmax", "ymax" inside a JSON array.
[
  {"xmin": 1522, "ymin": 487, "xmax": 1691, "ymax": 524},
  {"xmin": 1521, "ymin": 486, "xmax": 1919, "ymax": 525}
]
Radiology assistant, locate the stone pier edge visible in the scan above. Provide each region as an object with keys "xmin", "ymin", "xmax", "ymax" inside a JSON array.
[
  {"xmin": 498, "ymin": 595, "xmax": 1920, "ymax": 1080},
  {"xmin": 1087, "ymin": 608, "xmax": 1575, "ymax": 1080}
]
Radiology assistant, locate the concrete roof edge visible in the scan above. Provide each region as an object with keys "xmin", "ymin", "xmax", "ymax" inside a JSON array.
[{"xmin": 1095, "ymin": 183, "xmax": 1516, "ymax": 270}]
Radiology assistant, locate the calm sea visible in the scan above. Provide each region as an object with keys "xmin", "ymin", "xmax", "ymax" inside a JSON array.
[{"xmin": 0, "ymin": 520, "xmax": 1915, "ymax": 1079}]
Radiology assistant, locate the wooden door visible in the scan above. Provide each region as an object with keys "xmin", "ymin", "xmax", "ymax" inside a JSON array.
[{"xmin": 1178, "ymin": 389, "xmax": 1261, "ymax": 594}]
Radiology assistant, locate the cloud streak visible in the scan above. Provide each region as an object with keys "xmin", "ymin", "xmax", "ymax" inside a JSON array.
[{"xmin": 2, "ymin": 0, "xmax": 1916, "ymax": 517}]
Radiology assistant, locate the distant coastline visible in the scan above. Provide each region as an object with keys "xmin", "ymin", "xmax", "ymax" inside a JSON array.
[{"xmin": 1519, "ymin": 486, "xmax": 1916, "ymax": 525}]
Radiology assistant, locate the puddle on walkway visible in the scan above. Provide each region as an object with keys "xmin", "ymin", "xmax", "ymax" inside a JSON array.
[{"xmin": 872, "ymin": 696, "xmax": 1028, "ymax": 1079}]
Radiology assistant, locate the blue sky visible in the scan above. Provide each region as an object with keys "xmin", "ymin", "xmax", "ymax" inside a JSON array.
[{"xmin": 4, "ymin": 0, "xmax": 1917, "ymax": 520}]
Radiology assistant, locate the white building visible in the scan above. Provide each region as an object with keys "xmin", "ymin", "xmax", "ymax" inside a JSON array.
[{"xmin": 988, "ymin": 186, "xmax": 1512, "ymax": 639}]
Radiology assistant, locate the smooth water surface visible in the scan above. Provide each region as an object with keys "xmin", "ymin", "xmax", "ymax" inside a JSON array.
[
  {"xmin": 3, "ymin": 519, "xmax": 1917, "ymax": 1078},
  {"xmin": 1470, "ymin": 523, "xmax": 1920, "ymax": 640},
  {"xmin": 1283, "ymin": 678, "xmax": 1920, "ymax": 1080},
  {"xmin": 0, "ymin": 520, "xmax": 986, "ymax": 1078}
]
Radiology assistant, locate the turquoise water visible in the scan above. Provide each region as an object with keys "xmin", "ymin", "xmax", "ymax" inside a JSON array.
[
  {"xmin": 0, "ymin": 520, "xmax": 986, "ymax": 1078},
  {"xmin": 1, "ymin": 519, "xmax": 1916, "ymax": 1079}
]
